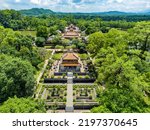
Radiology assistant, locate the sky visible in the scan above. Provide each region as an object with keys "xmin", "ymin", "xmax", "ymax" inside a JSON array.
[{"xmin": 0, "ymin": 0, "xmax": 150, "ymax": 12}]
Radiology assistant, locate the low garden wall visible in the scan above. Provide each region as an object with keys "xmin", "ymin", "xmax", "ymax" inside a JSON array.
[
  {"xmin": 74, "ymin": 72, "xmax": 89, "ymax": 76},
  {"xmin": 54, "ymin": 72, "xmax": 89, "ymax": 76},
  {"xmin": 73, "ymin": 78, "xmax": 96, "ymax": 83},
  {"xmin": 44, "ymin": 78, "xmax": 95, "ymax": 83},
  {"xmin": 44, "ymin": 78, "xmax": 67, "ymax": 83},
  {"xmin": 74, "ymin": 102, "xmax": 99, "ymax": 109},
  {"xmin": 46, "ymin": 102, "xmax": 99, "ymax": 109},
  {"xmin": 46, "ymin": 102, "xmax": 66, "ymax": 109},
  {"xmin": 54, "ymin": 72, "xmax": 67, "ymax": 76}
]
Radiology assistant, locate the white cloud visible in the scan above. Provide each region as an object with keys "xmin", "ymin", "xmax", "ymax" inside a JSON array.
[
  {"xmin": 30, "ymin": 0, "xmax": 61, "ymax": 6},
  {"xmin": 146, "ymin": 2, "xmax": 150, "ymax": 8},
  {"xmin": 0, "ymin": 0, "xmax": 149, "ymax": 12},
  {"xmin": 15, "ymin": 0, "xmax": 21, "ymax": 2},
  {"xmin": 30, "ymin": 0, "xmax": 41, "ymax": 5},
  {"xmin": 107, "ymin": 0, "xmax": 123, "ymax": 4}
]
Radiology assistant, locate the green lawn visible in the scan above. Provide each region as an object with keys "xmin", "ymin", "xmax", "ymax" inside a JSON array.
[
  {"xmin": 17, "ymin": 31, "xmax": 37, "ymax": 37},
  {"xmin": 78, "ymin": 53, "xmax": 88, "ymax": 60},
  {"xmin": 52, "ymin": 53, "xmax": 63, "ymax": 60}
]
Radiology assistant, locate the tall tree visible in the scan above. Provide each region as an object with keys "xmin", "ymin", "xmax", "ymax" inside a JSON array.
[
  {"xmin": 36, "ymin": 25, "xmax": 48, "ymax": 39},
  {"xmin": 0, "ymin": 54, "xmax": 35, "ymax": 102},
  {"xmin": 87, "ymin": 32, "xmax": 105, "ymax": 57},
  {"xmin": 128, "ymin": 21, "xmax": 150, "ymax": 52},
  {"xmin": 0, "ymin": 97, "xmax": 46, "ymax": 113}
]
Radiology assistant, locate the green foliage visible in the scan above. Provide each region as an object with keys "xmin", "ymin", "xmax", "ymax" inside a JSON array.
[
  {"xmin": 0, "ymin": 8, "xmax": 150, "ymax": 113},
  {"xmin": 88, "ymin": 25, "xmax": 150, "ymax": 113},
  {"xmin": 49, "ymin": 26, "xmax": 58, "ymax": 35},
  {"xmin": 85, "ymin": 75, "xmax": 90, "ymax": 79},
  {"xmin": 71, "ymin": 44, "xmax": 77, "ymax": 49},
  {"xmin": 87, "ymin": 29, "xmax": 129, "ymax": 57},
  {"xmin": 71, "ymin": 39, "xmax": 86, "ymax": 51},
  {"xmin": 92, "ymin": 87, "xmax": 150, "ymax": 113},
  {"xmin": 52, "ymin": 53, "xmax": 63, "ymax": 60},
  {"xmin": 79, "ymin": 53, "xmax": 88, "ymax": 60},
  {"xmin": 36, "ymin": 37, "xmax": 46, "ymax": 47},
  {"xmin": 17, "ymin": 31, "xmax": 37, "ymax": 37},
  {"xmin": 62, "ymin": 39, "xmax": 70, "ymax": 46},
  {"xmin": 0, "ymin": 26, "xmax": 43, "ymax": 68},
  {"xmin": 94, "ymin": 44, "xmax": 150, "ymax": 112},
  {"xmin": 0, "ymin": 54, "xmax": 35, "ymax": 102},
  {"xmin": 51, "ymin": 36, "xmax": 62, "ymax": 45},
  {"xmin": 0, "ymin": 9, "xmax": 148, "ymax": 33},
  {"xmin": 77, "ymin": 42, "xmax": 86, "ymax": 52},
  {"xmin": 55, "ymin": 45, "xmax": 64, "ymax": 49},
  {"xmin": 20, "ymin": 8, "xmax": 54, "ymax": 16},
  {"xmin": 65, "ymin": 46, "xmax": 72, "ymax": 49},
  {"xmin": 62, "ymin": 73, "xmax": 66, "ymax": 78},
  {"xmin": 128, "ymin": 21, "xmax": 150, "ymax": 52},
  {"xmin": 0, "ymin": 9, "xmax": 22, "ymax": 30},
  {"xmin": 87, "ymin": 32, "xmax": 105, "ymax": 56},
  {"xmin": 85, "ymin": 24, "xmax": 99, "ymax": 35},
  {"xmin": 92, "ymin": 106, "xmax": 111, "ymax": 113},
  {"xmin": 37, "ymin": 26, "xmax": 48, "ymax": 39},
  {"xmin": 0, "ymin": 96, "xmax": 46, "ymax": 113}
]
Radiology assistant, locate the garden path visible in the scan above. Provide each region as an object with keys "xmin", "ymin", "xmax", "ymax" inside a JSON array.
[
  {"xmin": 66, "ymin": 72, "xmax": 74, "ymax": 112},
  {"xmin": 36, "ymin": 49, "xmax": 55, "ymax": 99}
]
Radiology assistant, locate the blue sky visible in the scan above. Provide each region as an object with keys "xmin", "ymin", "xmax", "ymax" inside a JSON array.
[{"xmin": 0, "ymin": 0, "xmax": 149, "ymax": 12}]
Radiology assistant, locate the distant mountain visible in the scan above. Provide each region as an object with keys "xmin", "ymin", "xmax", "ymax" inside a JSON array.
[
  {"xmin": 93, "ymin": 11, "xmax": 128, "ymax": 15},
  {"xmin": 68, "ymin": 11, "xmax": 150, "ymax": 16},
  {"xmin": 19, "ymin": 8, "xmax": 150, "ymax": 16},
  {"xmin": 143, "ymin": 11, "xmax": 150, "ymax": 15},
  {"xmin": 20, "ymin": 8, "xmax": 54, "ymax": 16},
  {"xmin": 143, "ymin": 9, "xmax": 150, "ymax": 13}
]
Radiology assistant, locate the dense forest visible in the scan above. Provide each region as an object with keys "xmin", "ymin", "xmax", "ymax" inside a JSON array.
[{"xmin": 0, "ymin": 8, "xmax": 150, "ymax": 113}]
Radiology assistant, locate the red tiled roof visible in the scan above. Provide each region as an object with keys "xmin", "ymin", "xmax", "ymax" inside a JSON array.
[
  {"xmin": 63, "ymin": 53, "xmax": 79, "ymax": 60},
  {"xmin": 64, "ymin": 31, "xmax": 79, "ymax": 36},
  {"xmin": 61, "ymin": 63, "xmax": 80, "ymax": 67}
]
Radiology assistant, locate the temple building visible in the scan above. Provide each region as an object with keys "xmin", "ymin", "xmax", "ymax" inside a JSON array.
[
  {"xmin": 62, "ymin": 24, "xmax": 80, "ymax": 39},
  {"xmin": 59, "ymin": 52, "xmax": 81, "ymax": 72}
]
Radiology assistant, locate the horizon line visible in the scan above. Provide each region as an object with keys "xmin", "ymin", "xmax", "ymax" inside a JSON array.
[{"xmin": 0, "ymin": 8, "xmax": 148, "ymax": 14}]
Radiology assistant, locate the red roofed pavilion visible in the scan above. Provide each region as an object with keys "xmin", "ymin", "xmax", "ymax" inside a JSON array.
[{"xmin": 60, "ymin": 53, "xmax": 81, "ymax": 72}]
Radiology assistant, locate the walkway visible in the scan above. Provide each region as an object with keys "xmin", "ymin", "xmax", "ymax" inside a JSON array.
[
  {"xmin": 65, "ymin": 72, "xmax": 74, "ymax": 112},
  {"xmin": 87, "ymin": 51, "xmax": 94, "ymax": 65},
  {"xmin": 78, "ymin": 57, "xmax": 85, "ymax": 72},
  {"xmin": 41, "ymin": 88, "xmax": 47, "ymax": 99},
  {"xmin": 37, "ymin": 49, "xmax": 55, "ymax": 85},
  {"xmin": 36, "ymin": 59, "xmax": 48, "ymax": 85},
  {"xmin": 36, "ymin": 49, "xmax": 55, "ymax": 99}
]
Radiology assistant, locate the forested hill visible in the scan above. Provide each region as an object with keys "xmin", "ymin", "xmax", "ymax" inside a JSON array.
[
  {"xmin": 91, "ymin": 11, "xmax": 150, "ymax": 16},
  {"xmin": 19, "ymin": 8, "xmax": 150, "ymax": 16},
  {"xmin": 20, "ymin": 8, "xmax": 54, "ymax": 16}
]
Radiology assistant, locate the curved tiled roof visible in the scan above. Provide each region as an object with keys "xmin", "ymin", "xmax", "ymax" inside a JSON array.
[
  {"xmin": 64, "ymin": 31, "xmax": 79, "ymax": 36},
  {"xmin": 63, "ymin": 53, "xmax": 79, "ymax": 60},
  {"xmin": 61, "ymin": 63, "xmax": 80, "ymax": 67}
]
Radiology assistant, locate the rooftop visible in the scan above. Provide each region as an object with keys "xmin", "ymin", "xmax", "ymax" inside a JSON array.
[
  {"xmin": 63, "ymin": 53, "xmax": 79, "ymax": 60},
  {"xmin": 63, "ymin": 24, "xmax": 80, "ymax": 39},
  {"xmin": 61, "ymin": 63, "xmax": 80, "ymax": 67},
  {"xmin": 64, "ymin": 31, "xmax": 79, "ymax": 36}
]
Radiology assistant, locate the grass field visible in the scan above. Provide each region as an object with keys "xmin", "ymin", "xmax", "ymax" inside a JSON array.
[
  {"xmin": 17, "ymin": 31, "xmax": 37, "ymax": 37},
  {"xmin": 78, "ymin": 53, "xmax": 88, "ymax": 60},
  {"xmin": 52, "ymin": 53, "xmax": 63, "ymax": 60}
]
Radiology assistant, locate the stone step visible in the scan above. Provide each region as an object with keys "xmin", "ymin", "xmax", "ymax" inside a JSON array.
[{"xmin": 65, "ymin": 106, "xmax": 74, "ymax": 112}]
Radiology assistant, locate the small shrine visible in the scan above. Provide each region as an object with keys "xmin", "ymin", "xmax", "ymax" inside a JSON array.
[
  {"xmin": 62, "ymin": 24, "xmax": 80, "ymax": 39},
  {"xmin": 59, "ymin": 52, "xmax": 81, "ymax": 72}
]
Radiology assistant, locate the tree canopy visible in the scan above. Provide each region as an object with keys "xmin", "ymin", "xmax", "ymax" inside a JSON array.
[
  {"xmin": 0, "ymin": 26, "xmax": 46, "ymax": 69},
  {"xmin": 0, "ymin": 96, "xmax": 46, "ymax": 113},
  {"xmin": 88, "ymin": 22, "xmax": 150, "ymax": 113},
  {"xmin": 0, "ymin": 8, "xmax": 150, "ymax": 113},
  {"xmin": 0, "ymin": 54, "xmax": 35, "ymax": 102}
]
